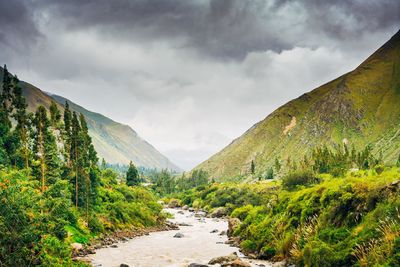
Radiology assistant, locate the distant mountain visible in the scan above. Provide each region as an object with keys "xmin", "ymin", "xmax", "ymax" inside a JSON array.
[
  {"xmin": 195, "ymin": 29, "xmax": 400, "ymax": 180},
  {"xmin": 0, "ymin": 68, "xmax": 180, "ymax": 171}
]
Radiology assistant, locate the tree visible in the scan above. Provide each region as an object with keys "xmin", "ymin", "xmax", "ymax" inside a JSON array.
[
  {"xmin": 49, "ymin": 101, "xmax": 61, "ymax": 129},
  {"xmin": 397, "ymin": 153, "xmax": 400, "ymax": 167},
  {"xmin": 70, "ymin": 112, "xmax": 81, "ymax": 207},
  {"xmin": 265, "ymin": 167, "xmax": 274, "ymax": 179},
  {"xmin": 62, "ymin": 101, "xmax": 72, "ymax": 168},
  {"xmin": 126, "ymin": 161, "xmax": 140, "ymax": 186},
  {"xmin": 11, "ymin": 75, "xmax": 31, "ymax": 168},
  {"xmin": 0, "ymin": 65, "xmax": 12, "ymax": 165},
  {"xmin": 32, "ymin": 106, "xmax": 61, "ymax": 191},
  {"xmin": 251, "ymin": 160, "xmax": 255, "ymax": 174}
]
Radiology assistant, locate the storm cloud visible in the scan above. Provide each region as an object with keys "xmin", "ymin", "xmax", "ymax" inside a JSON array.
[{"xmin": 0, "ymin": 0, "xmax": 399, "ymax": 169}]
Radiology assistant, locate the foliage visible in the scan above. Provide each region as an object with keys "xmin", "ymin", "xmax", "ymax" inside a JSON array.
[
  {"xmin": 281, "ymin": 170, "xmax": 320, "ymax": 190},
  {"xmin": 173, "ymin": 168, "xmax": 400, "ymax": 266},
  {"xmin": 0, "ymin": 66, "xmax": 165, "ymax": 265},
  {"xmin": 126, "ymin": 161, "xmax": 141, "ymax": 186}
]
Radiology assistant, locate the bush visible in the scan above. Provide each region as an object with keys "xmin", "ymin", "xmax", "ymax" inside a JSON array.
[{"xmin": 281, "ymin": 170, "xmax": 320, "ymax": 190}]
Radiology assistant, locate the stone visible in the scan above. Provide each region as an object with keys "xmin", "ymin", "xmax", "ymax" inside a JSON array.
[
  {"xmin": 71, "ymin": 243, "xmax": 83, "ymax": 252},
  {"xmin": 120, "ymin": 264, "xmax": 129, "ymax": 267},
  {"xmin": 211, "ymin": 207, "xmax": 227, "ymax": 218},
  {"xmin": 221, "ymin": 259, "xmax": 251, "ymax": 267},
  {"xmin": 178, "ymin": 210, "xmax": 185, "ymax": 214},
  {"xmin": 178, "ymin": 222, "xmax": 193, "ymax": 226},
  {"xmin": 111, "ymin": 244, "xmax": 118, "ymax": 248},
  {"xmin": 174, "ymin": 232, "xmax": 184, "ymax": 238},
  {"xmin": 227, "ymin": 218, "xmax": 241, "ymax": 236},
  {"xmin": 219, "ymin": 230, "xmax": 227, "ymax": 236},
  {"xmin": 208, "ymin": 253, "xmax": 238, "ymax": 265},
  {"xmin": 188, "ymin": 207, "xmax": 195, "ymax": 212},
  {"xmin": 168, "ymin": 199, "xmax": 181, "ymax": 208},
  {"xmin": 188, "ymin": 264, "xmax": 209, "ymax": 267},
  {"xmin": 182, "ymin": 205, "xmax": 189, "ymax": 210},
  {"xmin": 210, "ymin": 229, "xmax": 218, "ymax": 233}
]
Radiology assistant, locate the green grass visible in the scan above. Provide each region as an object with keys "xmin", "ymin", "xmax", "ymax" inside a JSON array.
[
  {"xmin": 194, "ymin": 30, "xmax": 400, "ymax": 181},
  {"xmin": 175, "ymin": 168, "xmax": 400, "ymax": 266}
]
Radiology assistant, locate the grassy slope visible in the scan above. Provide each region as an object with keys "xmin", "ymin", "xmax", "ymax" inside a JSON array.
[
  {"xmin": 196, "ymin": 30, "xmax": 400, "ymax": 181},
  {"xmin": 0, "ymin": 69, "xmax": 180, "ymax": 171},
  {"xmin": 175, "ymin": 168, "xmax": 400, "ymax": 266}
]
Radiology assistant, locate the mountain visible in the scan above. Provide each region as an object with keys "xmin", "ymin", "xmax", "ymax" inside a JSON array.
[
  {"xmin": 195, "ymin": 29, "xmax": 400, "ymax": 180},
  {"xmin": 0, "ymin": 68, "xmax": 180, "ymax": 171}
]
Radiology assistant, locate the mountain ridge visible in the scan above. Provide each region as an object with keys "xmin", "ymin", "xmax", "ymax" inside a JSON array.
[
  {"xmin": 195, "ymin": 29, "xmax": 400, "ymax": 180},
  {"xmin": 0, "ymin": 67, "xmax": 180, "ymax": 171}
]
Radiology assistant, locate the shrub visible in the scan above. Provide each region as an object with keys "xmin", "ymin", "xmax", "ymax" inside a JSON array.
[{"xmin": 281, "ymin": 170, "xmax": 320, "ymax": 190}]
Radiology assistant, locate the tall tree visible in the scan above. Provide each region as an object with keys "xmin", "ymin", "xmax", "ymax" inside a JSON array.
[
  {"xmin": 251, "ymin": 160, "xmax": 255, "ymax": 174},
  {"xmin": 49, "ymin": 101, "xmax": 61, "ymax": 129},
  {"xmin": 70, "ymin": 111, "xmax": 81, "ymax": 207},
  {"xmin": 62, "ymin": 101, "xmax": 72, "ymax": 168},
  {"xmin": 11, "ymin": 75, "xmax": 31, "ymax": 168},
  {"xmin": 0, "ymin": 65, "xmax": 12, "ymax": 165},
  {"xmin": 126, "ymin": 161, "xmax": 140, "ymax": 186},
  {"xmin": 32, "ymin": 106, "xmax": 61, "ymax": 191}
]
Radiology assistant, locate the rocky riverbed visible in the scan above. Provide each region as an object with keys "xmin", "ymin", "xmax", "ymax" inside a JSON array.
[{"xmin": 88, "ymin": 208, "xmax": 276, "ymax": 267}]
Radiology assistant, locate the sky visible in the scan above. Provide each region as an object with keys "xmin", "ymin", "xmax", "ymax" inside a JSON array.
[{"xmin": 0, "ymin": 0, "xmax": 399, "ymax": 170}]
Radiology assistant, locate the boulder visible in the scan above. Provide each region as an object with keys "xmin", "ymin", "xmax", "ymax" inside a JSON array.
[
  {"xmin": 178, "ymin": 210, "xmax": 185, "ymax": 215},
  {"xmin": 120, "ymin": 264, "xmax": 129, "ymax": 267},
  {"xmin": 221, "ymin": 259, "xmax": 251, "ymax": 267},
  {"xmin": 219, "ymin": 230, "xmax": 227, "ymax": 236},
  {"xmin": 71, "ymin": 243, "xmax": 83, "ymax": 252},
  {"xmin": 110, "ymin": 244, "xmax": 118, "ymax": 248},
  {"xmin": 227, "ymin": 218, "xmax": 241, "ymax": 236},
  {"xmin": 182, "ymin": 205, "xmax": 189, "ymax": 210},
  {"xmin": 173, "ymin": 232, "xmax": 184, "ymax": 238},
  {"xmin": 211, "ymin": 207, "xmax": 227, "ymax": 218},
  {"xmin": 210, "ymin": 229, "xmax": 218, "ymax": 233},
  {"xmin": 188, "ymin": 207, "xmax": 195, "ymax": 212},
  {"xmin": 188, "ymin": 264, "xmax": 209, "ymax": 267},
  {"xmin": 208, "ymin": 253, "xmax": 238, "ymax": 265},
  {"xmin": 168, "ymin": 199, "xmax": 181, "ymax": 208}
]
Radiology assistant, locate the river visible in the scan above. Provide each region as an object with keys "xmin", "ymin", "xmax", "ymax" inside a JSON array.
[{"xmin": 90, "ymin": 208, "xmax": 273, "ymax": 267}]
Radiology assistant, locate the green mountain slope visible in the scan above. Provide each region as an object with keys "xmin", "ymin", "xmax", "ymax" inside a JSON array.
[
  {"xmin": 196, "ymin": 29, "xmax": 400, "ymax": 180},
  {"xmin": 0, "ymin": 68, "xmax": 180, "ymax": 171}
]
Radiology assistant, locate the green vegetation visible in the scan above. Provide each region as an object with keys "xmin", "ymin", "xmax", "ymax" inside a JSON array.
[
  {"xmin": 194, "ymin": 30, "xmax": 400, "ymax": 181},
  {"xmin": 126, "ymin": 161, "xmax": 141, "ymax": 186},
  {"xmin": 167, "ymin": 142, "xmax": 400, "ymax": 266},
  {"xmin": 0, "ymin": 66, "xmax": 164, "ymax": 266},
  {"xmin": 173, "ymin": 168, "xmax": 399, "ymax": 266}
]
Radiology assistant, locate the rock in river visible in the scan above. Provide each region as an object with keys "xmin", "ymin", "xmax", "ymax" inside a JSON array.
[
  {"xmin": 188, "ymin": 264, "xmax": 209, "ymax": 267},
  {"xmin": 174, "ymin": 232, "xmax": 184, "ymax": 238},
  {"xmin": 208, "ymin": 253, "xmax": 238, "ymax": 264}
]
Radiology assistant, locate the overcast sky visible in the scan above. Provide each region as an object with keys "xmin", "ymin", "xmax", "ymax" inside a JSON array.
[{"xmin": 0, "ymin": 0, "xmax": 399, "ymax": 170}]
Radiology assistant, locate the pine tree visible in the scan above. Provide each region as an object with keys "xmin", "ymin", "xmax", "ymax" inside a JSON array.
[
  {"xmin": 126, "ymin": 161, "xmax": 140, "ymax": 186},
  {"xmin": 0, "ymin": 65, "xmax": 12, "ymax": 165},
  {"xmin": 251, "ymin": 160, "xmax": 255, "ymax": 174},
  {"xmin": 70, "ymin": 111, "xmax": 81, "ymax": 207},
  {"xmin": 49, "ymin": 101, "xmax": 61, "ymax": 129},
  {"xmin": 32, "ymin": 106, "xmax": 61, "ymax": 191},
  {"xmin": 79, "ymin": 113, "xmax": 99, "ymax": 221},
  {"xmin": 396, "ymin": 153, "xmax": 400, "ymax": 167},
  {"xmin": 63, "ymin": 101, "xmax": 72, "ymax": 167},
  {"xmin": 11, "ymin": 75, "xmax": 31, "ymax": 168}
]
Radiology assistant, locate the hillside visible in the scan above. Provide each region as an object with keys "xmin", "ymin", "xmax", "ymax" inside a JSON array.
[
  {"xmin": 195, "ymin": 29, "xmax": 400, "ymax": 180},
  {"xmin": 0, "ymin": 68, "xmax": 180, "ymax": 171}
]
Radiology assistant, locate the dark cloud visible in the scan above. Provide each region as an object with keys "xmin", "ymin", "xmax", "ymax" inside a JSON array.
[
  {"xmin": 0, "ymin": 0, "xmax": 41, "ymax": 54},
  {"xmin": 27, "ymin": 0, "xmax": 399, "ymax": 60},
  {"xmin": 0, "ymin": 0, "xmax": 398, "ymax": 169}
]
